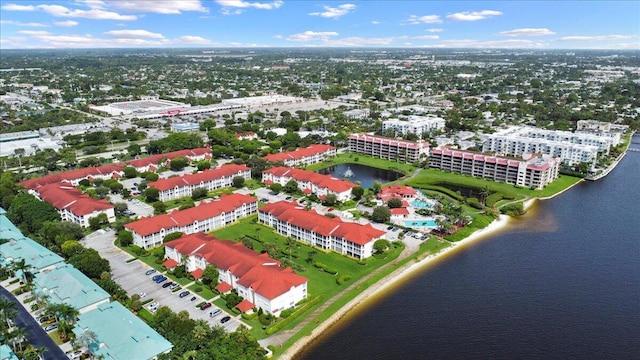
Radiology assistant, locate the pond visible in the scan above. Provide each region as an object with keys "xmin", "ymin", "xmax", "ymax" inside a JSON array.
[
  {"xmin": 317, "ymin": 163, "xmax": 403, "ymax": 189},
  {"xmin": 436, "ymin": 183, "xmax": 483, "ymax": 198}
]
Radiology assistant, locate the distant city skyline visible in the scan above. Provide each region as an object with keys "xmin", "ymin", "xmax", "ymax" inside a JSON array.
[{"xmin": 0, "ymin": 1, "xmax": 638, "ymax": 50}]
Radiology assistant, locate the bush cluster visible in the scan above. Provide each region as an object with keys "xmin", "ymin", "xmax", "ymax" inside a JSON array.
[
  {"xmin": 336, "ymin": 274, "xmax": 352, "ymax": 285},
  {"xmin": 313, "ymin": 262, "xmax": 338, "ymax": 275}
]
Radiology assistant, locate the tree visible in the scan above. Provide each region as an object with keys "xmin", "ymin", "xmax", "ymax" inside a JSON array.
[
  {"xmin": 153, "ymin": 201, "xmax": 166, "ymax": 215},
  {"xmin": 170, "ymin": 157, "xmax": 189, "ymax": 171},
  {"xmin": 373, "ymin": 239, "xmax": 390, "ymax": 253},
  {"xmin": 117, "ymin": 230, "xmax": 134, "ymax": 247},
  {"xmin": 306, "ymin": 249, "xmax": 317, "ymax": 263},
  {"xmin": 163, "ymin": 232, "xmax": 183, "ymax": 243},
  {"xmin": 351, "ymin": 186, "xmax": 364, "ymax": 201},
  {"xmin": 371, "ymin": 181, "xmax": 382, "ymax": 194},
  {"xmin": 201, "ymin": 265, "xmax": 219, "ymax": 288},
  {"xmin": 232, "ymin": 176, "xmax": 245, "ymax": 188},
  {"xmin": 145, "ymin": 172, "xmax": 160, "ymax": 182},
  {"xmin": 284, "ymin": 179, "xmax": 299, "ymax": 194},
  {"xmin": 61, "ymin": 240, "xmax": 84, "ymax": 257},
  {"xmin": 196, "ymin": 160, "xmax": 211, "ymax": 171},
  {"xmin": 387, "ymin": 197, "xmax": 403, "ymax": 208},
  {"xmin": 322, "ymin": 193, "xmax": 338, "ymax": 206},
  {"xmin": 191, "ymin": 187, "xmax": 208, "ymax": 200},
  {"xmin": 114, "ymin": 202, "xmax": 128, "ymax": 214},
  {"xmin": 371, "ymin": 206, "xmax": 391, "ymax": 223},
  {"xmin": 123, "ymin": 166, "xmax": 138, "ymax": 178},
  {"xmin": 269, "ymin": 183, "xmax": 283, "ymax": 194},
  {"xmin": 88, "ymin": 213, "xmax": 108, "ymax": 230},
  {"xmin": 12, "ymin": 259, "xmax": 33, "ymax": 284},
  {"xmin": 7, "ymin": 193, "xmax": 60, "ymax": 234},
  {"xmin": 68, "ymin": 249, "xmax": 110, "ymax": 279},
  {"xmin": 144, "ymin": 187, "xmax": 160, "ymax": 202}
]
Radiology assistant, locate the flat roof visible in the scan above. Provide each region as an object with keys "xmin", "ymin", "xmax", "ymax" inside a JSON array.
[
  {"xmin": 33, "ymin": 264, "xmax": 110, "ymax": 311},
  {"xmin": 73, "ymin": 302, "xmax": 173, "ymax": 360},
  {"xmin": 0, "ymin": 236, "xmax": 64, "ymax": 271}
]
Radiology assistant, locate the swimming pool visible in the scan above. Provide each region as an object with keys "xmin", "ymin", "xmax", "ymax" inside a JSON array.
[
  {"xmin": 410, "ymin": 199, "xmax": 434, "ymax": 209},
  {"xmin": 403, "ymin": 219, "xmax": 438, "ymax": 227}
]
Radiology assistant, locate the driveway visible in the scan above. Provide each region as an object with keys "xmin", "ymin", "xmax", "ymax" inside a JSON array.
[
  {"xmin": 82, "ymin": 229, "xmax": 246, "ymax": 332},
  {"xmin": 0, "ymin": 287, "xmax": 69, "ymax": 360}
]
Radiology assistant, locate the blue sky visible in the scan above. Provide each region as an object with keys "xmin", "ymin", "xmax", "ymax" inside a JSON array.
[{"xmin": 1, "ymin": 1, "xmax": 638, "ymax": 49}]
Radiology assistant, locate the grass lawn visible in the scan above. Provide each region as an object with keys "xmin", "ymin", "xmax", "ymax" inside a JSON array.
[
  {"xmin": 306, "ymin": 153, "xmax": 416, "ymax": 175},
  {"xmin": 187, "ymin": 283, "xmax": 217, "ymax": 300},
  {"xmin": 211, "ymin": 215, "xmax": 404, "ymax": 339},
  {"xmin": 49, "ymin": 330, "xmax": 66, "ymax": 345}
]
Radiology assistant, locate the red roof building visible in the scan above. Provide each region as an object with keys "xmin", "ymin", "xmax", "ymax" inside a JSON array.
[
  {"xmin": 165, "ymin": 233, "xmax": 308, "ymax": 316},
  {"xmin": 30, "ymin": 183, "xmax": 115, "ymax": 228},
  {"xmin": 429, "ymin": 146, "xmax": 560, "ymax": 190},
  {"xmin": 147, "ymin": 164, "xmax": 251, "ymax": 201},
  {"xmin": 263, "ymin": 144, "xmax": 336, "ymax": 167},
  {"xmin": 125, "ymin": 148, "xmax": 211, "ymax": 172},
  {"xmin": 262, "ymin": 167, "xmax": 356, "ymax": 202},
  {"xmin": 258, "ymin": 201, "xmax": 386, "ymax": 259},
  {"xmin": 21, "ymin": 164, "xmax": 124, "ymax": 189},
  {"xmin": 124, "ymin": 193, "xmax": 257, "ymax": 249}
]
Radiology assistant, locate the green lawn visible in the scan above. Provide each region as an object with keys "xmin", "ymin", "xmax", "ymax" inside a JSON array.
[
  {"xmin": 187, "ymin": 283, "xmax": 217, "ymax": 300},
  {"xmin": 306, "ymin": 153, "xmax": 417, "ymax": 175}
]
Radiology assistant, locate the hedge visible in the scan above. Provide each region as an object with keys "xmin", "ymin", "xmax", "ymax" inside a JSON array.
[
  {"xmin": 265, "ymin": 295, "xmax": 322, "ymax": 335},
  {"xmin": 336, "ymin": 274, "xmax": 352, "ymax": 285}
]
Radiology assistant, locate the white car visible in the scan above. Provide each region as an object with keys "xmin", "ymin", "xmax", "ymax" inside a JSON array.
[
  {"xmin": 67, "ymin": 350, "xmax": 84, "ymax": 359},
  {"xmin": 139, "ymin": 292, "xmax": 147, "ymax": 298}
]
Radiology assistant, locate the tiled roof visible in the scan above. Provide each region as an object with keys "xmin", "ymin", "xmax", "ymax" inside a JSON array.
[
  {"xmin": 215, "ymin": 282, "xmax": 232, "ymax": 293},
  {"xmin": 264, "ymin": 166, "xmax": 356, "ymax": 193},
  {"xmin": 260, "ymin": 201, "xmax": 385, "ymax": 245},
  {"xmin": 263, "ymin": 144, "xmax": 334, "ymax": 163},
  {"xmin": 380, "ymin": 185, "xmax": 417, "ymax": 197},
  {"xmin": 35, "ymin": 183, "xmax": 113, "ymax": 216},
  {"xmin": 148, "ymin": 164, "xmax": 249, "ymax": 191},
  {"xmin": 125, "ymin": 148, "xmax": 210, "ymax": 169},
  {"xmin": 125, "ymin": 193, "xmax": 256, "ymax": 236},
  {"xmin": 163, "ymin": 258, "xmax": 178, "ymax": 269},
  {"xmin": 21, "ymin": 164, "xmax": 124, "ymax": 189},
  {"xmin": 235, "ymin": 299, "xmax": 255, "ymax": 312},
  {"xmin": 166, "ymin": 233, "xmax": 307, "ymax": 300}
]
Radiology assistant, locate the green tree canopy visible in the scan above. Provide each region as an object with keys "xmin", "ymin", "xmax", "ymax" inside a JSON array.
[{"xmin": 371, "ymin": 206, "xmax": 391, "ymax": 223}]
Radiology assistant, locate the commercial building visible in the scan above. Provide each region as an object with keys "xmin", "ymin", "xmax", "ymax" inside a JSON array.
[
  {"xmin": 148, "ymin": 164, "xmax": 251, "ymax": 201},
  {"xmin": 29, "ymin": 183, "xmax": 115, "ymax": 228},
  {"xmin": 382, "ymin": 115, "xmax": 446, "ymax": 137},
  {"xmin": 259, "ymin": 201, "xmax": 386, "ymax": 259},
  {"xmin": 72, "ymin": 302, "xmax": 173, "ymax": 360},
  {"xmin": 429, "ymin": 147, "xmax": 560, "ymax": 189},
  {"xmin": 262, "ymin": 167, "xmax": 356, "ymax": 202},
  {"xmin": 263, "ymin": 144, "xmax": 336, "ymax": 167},
  {"xmin": 125, "ymin": 193, "xmax": 258, "ymax": 249},
  {"xmin": 348, "ymin": 133, "xmax": 430, "ymax": 163},
  {"xmin": 164, "ymin": 233, "xmax": 307, "ymax": 316}
]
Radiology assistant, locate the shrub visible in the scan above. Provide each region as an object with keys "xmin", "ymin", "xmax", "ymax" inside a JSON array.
[
  {"xmin": 194, "ymin": 286, "xmax": 203, "ymax": 293},
  {"xmin": 280, "ymin": 308, "xmax": 294, "ymax": 318},
  {"xmin": 485, "ymin": 193, "xmax": 503, "ymax": 207},
  {"xmin": 336, "ymin": 274, "xmax": 352, "ymax": 285}
]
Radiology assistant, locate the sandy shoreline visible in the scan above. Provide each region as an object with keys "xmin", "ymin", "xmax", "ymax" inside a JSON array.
[{"xmin": 280, "ymin": 203, "xmax": 534, "ymax": 359}]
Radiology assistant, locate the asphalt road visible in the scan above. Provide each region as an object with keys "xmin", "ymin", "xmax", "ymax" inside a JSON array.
[{"xmin": 0, "ymin": 286, "xmax": 69, "ymax": 360}]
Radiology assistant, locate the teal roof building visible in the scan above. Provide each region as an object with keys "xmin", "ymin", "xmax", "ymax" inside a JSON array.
[
  {"xmin": 73, "ymin": 302, "xmax": 173, "ymax": 360},
  {"xmin": 0, "ymin": 344, "xmax": 20, "ymax": 360},
  {"xmin": 0, "ymin": 208, "xmax": 22, "ymax": 241},
  {"xmin": 32, "ymin": 264, "xmax": 110, "ymax": 313}
]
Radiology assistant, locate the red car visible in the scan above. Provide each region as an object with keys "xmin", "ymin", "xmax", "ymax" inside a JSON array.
[
  {"xmin": 327, "ymin": 208, "xmax": 334, "ymax": 212},
  {"xmin": 200, "ymin": 302, "xmax": 212, "ymax": 310}
]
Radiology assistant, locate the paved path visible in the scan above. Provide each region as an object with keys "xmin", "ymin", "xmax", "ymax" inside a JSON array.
[{"xmin": 0, "ymin": 286, "xmax": 69, "ymax": 360}]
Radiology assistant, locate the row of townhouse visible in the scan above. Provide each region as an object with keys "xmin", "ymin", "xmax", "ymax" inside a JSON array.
[
  {"xmin": 429, "ymin": 147, "xmax": 560, "ymax": 189},
  {"xmin": 125, "ymin": 193, "xmax": 258, "ymax": 249},
  {"xmin": 0, "ymin": 209, "xmax": 173, "ymax": 359},
  {"xmin": 263, "ymin": 144, "xmax": 336, "ymax": 167},
  {"xmin": 126, "ymin": 147, "xmax": 211, "ymax": 173},
  {"xmin": 259, "ymin": 201, "xmax": 387, "ymax": 259},
  {"xmin": 148, "ymin": 164, "xmax": 251, "ymax": 201},
  {"xmin": 382, "ymin": 115, "xmax": 446, "ymax": 137},
  {"xmin": 262, "ymin": 167, "xmax": 356, "ymax": 202},
  {"xmin": 164, "ymin": 232, "xmax": 308, "ymax": 317},
  {"xmin": 29, "ymin": 182, "xmax": 116, "ymax": 228},
  {"xmin": 348, "ymin": 133, "xmax": 430, "ymax": 164},
  {"xmin": 481, "ymin": 135, "xmax": 599, "ymax": 166}
]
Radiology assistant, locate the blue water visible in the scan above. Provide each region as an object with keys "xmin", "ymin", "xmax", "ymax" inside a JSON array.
[
  {"xmin": 410, "ymin": 199, "xmax": 433, "ymax": 209},
  {"xmin": 403, "ymin": 219, "xmax": 437, "ymax": 227}
]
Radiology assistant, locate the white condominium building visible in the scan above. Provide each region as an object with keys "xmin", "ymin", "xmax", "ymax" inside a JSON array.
[
  {"xmin": 430, "ymin": 147, "xmax": 560, "ymax": 190},
  {"xmin": 382, "ymin": 115, "xmax": 446, "ymax": 137}
]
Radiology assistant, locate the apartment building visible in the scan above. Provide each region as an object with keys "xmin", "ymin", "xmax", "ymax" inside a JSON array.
[
  {"xmin": 148, "ymin": 164, "xmax": 251, "ymax": 201},
  {"xmin": 126, "ymin": 147, "xmax": 211, "ymax": 173},
  {"xmin": 259, "ymin": 201, "xmax": 386, "ymax": 259},
  {"xmin": 125, "ymin": 193, "xmax": 257, "ymax": 249},
  {"xmin": 164, "ymin": 232, "xmax": 308, "ymax": 316},
  {"xmin": 262, "ymin": 167, "xmax": 356, "ymax": 202},
  {"xmin": 348, "ymin": 133, "xmax": 430, "ymax": 163},
  {"xmin": 430, "ymin": 147, "xmax": 560, "ymax": 189},
  {"xmin": 20, "ymin": 163, "xmax": 124, "ymax": 189},
  {"xmin": 382, "ymin": 115, "xmax": 446, "ymax": 137},
  {"xmin": 263, "ymin": 144, "xmax": 336, "ymax": 167}
]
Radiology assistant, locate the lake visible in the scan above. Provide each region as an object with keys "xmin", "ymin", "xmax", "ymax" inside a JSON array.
[{"xmin": 317, "ymin": 163, "xmax": 403, "ymax": 189}]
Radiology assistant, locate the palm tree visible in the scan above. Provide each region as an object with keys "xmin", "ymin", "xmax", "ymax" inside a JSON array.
[
  {"xmin": 480, "ymin": 186, "xmax": 490, "ymax": 206},
  {"xmin": 10, "ymin": 326, "xmax": 27, "ymax": 352},
  {"xmin": 22, "ymin": 346, "xmax": 46, "ymax": 360},
  {"xmin": 12, "ymin": 259, "xmax": 33, "ymax": 284},
  {"xmin": 76, "ymin": 329, "xmax": 98, "ymax": 359},
  {"xmin": 0, "ymin": 298, "xmax": 17, "ymax": 329},
  {"xmin": 285, "ymin": 237, "xmax": 295, "ymax": 260}
]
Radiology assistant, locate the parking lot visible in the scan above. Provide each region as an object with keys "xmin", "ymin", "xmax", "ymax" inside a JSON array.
[{"xmin": 82, "ymin": 230, "xmax": 246, "ymax": 332}]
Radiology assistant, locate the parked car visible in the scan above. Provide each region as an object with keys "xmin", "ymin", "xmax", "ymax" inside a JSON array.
[
  {"xmin": 152, "ymin": 274, "xmax": 162, "ymax": 281},
  {"xmin": 162, "ymin": 282, "xmax": 173, "ymax": 288},
  {"xmin": 139, "ymin": 292, "xmax": 146, "ymax": 298},
  {"xmin": 190, "ymin": 296, "xmax": 197, "ymax": 301},
  {"xmin": 38, "ymin": 316, "xmax": 53, "ymax": 324},
  {"xmin": 169, "ymin": 283, "xmax": 180, "ymax": 290},
  {"xmin": 155, "ymin": 276, "xmax": 168, "ymax": 283},
  {"xmin": 220, "ymin": 316, "xmax": 231, "ymax": 324},
  {"xmin": 178, "ymin": 290, "xmax": 191, "ymax": 298},
  {"xmin": 209, "ymin": 309, "xmax": 222, "ymax": 317},
  {"xmin": 44, "ymin": 324, "xmax": 58, "ymax": 332},
  {"xmin": 327, "ymin": 207, "xmax": 334, "ymax": 212},
  {"xmin": 387, "ymin": 226, "xmax": 394, "ymax": 230},
  {"xmin": 285, "ymin": 196, "xmax": 293, "ymax": 200},
  {"xmin": 145, "ymin": 269, "xmax": 156, "ymax": 276},
  {"xmin": 200, "ymin": 302, "xmax": 212, "ymax": 310},
  {"xmin": 67, "ymin": 350, "xmax": 84, "ymax": 359}
]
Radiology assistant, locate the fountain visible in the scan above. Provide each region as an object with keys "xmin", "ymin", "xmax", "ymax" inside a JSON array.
[{"xmin": 343, "ymin": 166, "xmax": 354, "ymax": 178}]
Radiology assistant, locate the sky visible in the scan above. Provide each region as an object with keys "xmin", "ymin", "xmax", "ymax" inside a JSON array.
[{"xmin": 0, "ymin": 1, "xmax": 639, "ymax": 50}]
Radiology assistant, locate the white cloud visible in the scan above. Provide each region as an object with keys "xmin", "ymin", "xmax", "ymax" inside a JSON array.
[
  {"xmin": 286, "ymin": 31, "xmax": 339, "ymax": 42},
  {"xmin": 175, "ymin": 35, "xmax": 213, "ymax": 45},
  {"xmin": 75, "ymin": 1, "xmax": 106, "ymax": 9},
  {"xmin": 446, "ymin": 10, "xmax": 502, "ymax": 21},
  {"xmin": 215, "ymin": 0, "xmax": 283, "ymax": 10},
  {"xmin": 17, "ymin": 30, "xmax": 52, "ymax": 36},
  {"xmin": 309, "ymin": 4, "xmax": 356, "ymax": 18},
  {"xmin": 432, "ymin": 38, "xmax": 542, "ymax": 48},
  {"xmin": 558, "ymin": 34, "xmax": 633, "ymax": 41},
  {"xmin": 1, "ymin": 4, "xmax": 36, "ymax": 11},
  {"xmin": 0, "ymin": 20, "xmax": 49, "ymax": 27},
  {"xmin": 37, "ymin": 4, "xmax": 138, "ymax": 20},
  {"xmin": 500, "ymin": 28, "xmax": 555, "ymax": 36},
  {"xmin": 104, "ymin": 29, "xmax": 165, "ymax": 39},
  {"xmin": 324, "ymin": 36, "xmax": 395, "ymax": 46},
  {"xmin": 273, "ymin": 34, "xmax": 283, "ymax": 39},
  {"xmin": 426, "ymin": 28, "xmax": 443, "ymax": 33},
  {"xmin": 371, "ymin": 20, "xmax": 380, "ymax": 25},
  {"xmin": 55, "ymin": 20, "xmax": 79, "ymax": 27},
  {"xmin": 406, "ymin": 15, "xmax": 442, "ymax": 24},
  {"xmin": 413, "ymin": 35, "xmax": 439, "ymax": 40},
  {"xmin": 109, "ymin": 0, "xmax": 208, "ymax": 14}
]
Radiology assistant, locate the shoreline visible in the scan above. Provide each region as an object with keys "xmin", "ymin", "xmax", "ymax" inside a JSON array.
[{"xmin": 281, "ymin": 208, "xmax": 522, "ymax": 360}]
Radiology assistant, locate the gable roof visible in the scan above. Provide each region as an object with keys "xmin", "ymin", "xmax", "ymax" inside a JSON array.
[
  {"xmin": 125, "ymin": 148, "xmax": 211, "ymax": 169},
  {"xmin": 263, "ymin": 144, "xmax": 334, "ymax": 163},
  {"xmin": 21, "ymin": 164, "xmax": 124, "ymax": 189},
  {"xmin": 148, "ymin": 164, "xmax": 249, "ymax": 191},
  {"xmin": 35, "ymin": 183, "xmax": 113, "ymax": 216},
  {"xmin": 264, "ymin": 167, "xmax": 356, "ymax": 193}
]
